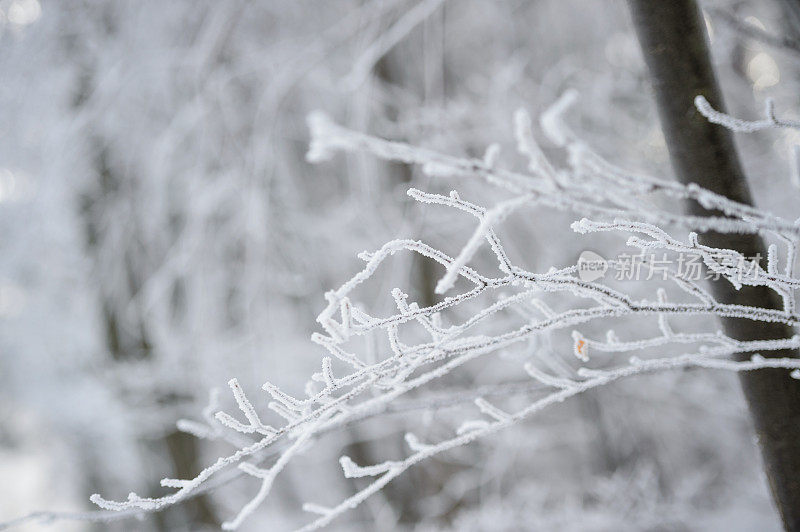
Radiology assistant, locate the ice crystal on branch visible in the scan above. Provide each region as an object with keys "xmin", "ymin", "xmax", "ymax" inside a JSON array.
[{"xmin": 66, "ymin": 93, "xmax": 800, "ymax": 530}]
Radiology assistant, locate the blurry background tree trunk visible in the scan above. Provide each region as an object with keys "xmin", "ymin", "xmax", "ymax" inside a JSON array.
[
  {"xmin": 627, "ymin": 0, "xmax": 800, "ymax": 529},
  {"xmin": 84, "ymin": 136, "xmax": 220, "ymax": 532},
  {"xmin": 68, "ymin": 7, "xmax": 223, "ymax": 530}
]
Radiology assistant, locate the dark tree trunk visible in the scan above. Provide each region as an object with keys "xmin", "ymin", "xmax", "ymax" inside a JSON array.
[{"xmin": 627, "ymin": 1, "xmax": 800, "ymax": 529}]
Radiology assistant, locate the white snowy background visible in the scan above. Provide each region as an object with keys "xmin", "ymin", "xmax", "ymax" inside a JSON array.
[{"xmin": 1, "ymin": 0, "xmax": 798, "ymax": 530}]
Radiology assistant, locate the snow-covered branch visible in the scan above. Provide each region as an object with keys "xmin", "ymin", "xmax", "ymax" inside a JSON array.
[{"xmin": 24, "ymin": 91, "xmax": 797, "ymax": 531}]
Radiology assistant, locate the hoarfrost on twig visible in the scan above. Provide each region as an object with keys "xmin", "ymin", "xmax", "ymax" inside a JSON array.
[{"xmin": 50, "ymin": 91, "xmax": 800, "ymax": 531}]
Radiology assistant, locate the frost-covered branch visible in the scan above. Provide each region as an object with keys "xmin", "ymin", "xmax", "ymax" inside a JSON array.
[
  {"xmin": 24, "ymin": 92, "xmax": 797, "ymax": 531},
  {"xmin": 695, "ymin": 95, "xmax": 800, "ymax": 133}
]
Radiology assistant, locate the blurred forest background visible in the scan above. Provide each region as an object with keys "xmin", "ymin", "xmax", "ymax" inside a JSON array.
[{"xmin": 2, "ymin": 0, "xmax": 800, "ymax": 530}]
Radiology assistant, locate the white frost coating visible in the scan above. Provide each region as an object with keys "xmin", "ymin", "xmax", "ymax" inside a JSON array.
[
  {"xmin": 228, "ymin": 379, "xmax": 276, "ymax": 435},
  {"xmin": 695, "ymin": 95, "xmax": 800, "ymax": 132},
  {"xmin": 540, "ymin": 89, "xmax": 579, "ymax": 147},
  {"xmin": 514, "ymin": 108, "xmax": 559, "ymax": 182},
  {"xmin": 474, "ymin": 397, "xmax": 512, "ymax": 422},
  {"xmin": 435, "ymin": 194, "xmax": 532, "ymax": 294},
  {"xmin": 221, "ymin": 415, "xmax": 329, "ymax": 530},
  {"xmin": 305, "ymin": 112, "xmax": 338, "ymax": 163},
  {"xmin": 524, "ymin": 362, "xmax": 577, "ymax": 389},
  {"xmin": 483, "ymin": 143, "xmax": 501, "ymax": 169},
  {"xmin": 176, "ymin": 419, "xmax": 213, "ymax": 440},
  {"xmin": 339, "ymin": 456, "xmax": 400, "ymax": 478},
  {"xmin": 74, "ymin": 93, "xmax": 800, "ymax": 532},
  {"xmin": 404, "ymin": 432, "xmax": 433, "ymax": 452}
]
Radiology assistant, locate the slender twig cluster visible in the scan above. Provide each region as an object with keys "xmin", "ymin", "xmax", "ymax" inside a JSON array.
[{"xmin": 32, "ymin": 93, "xmax": 800, "ymax": 530}]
